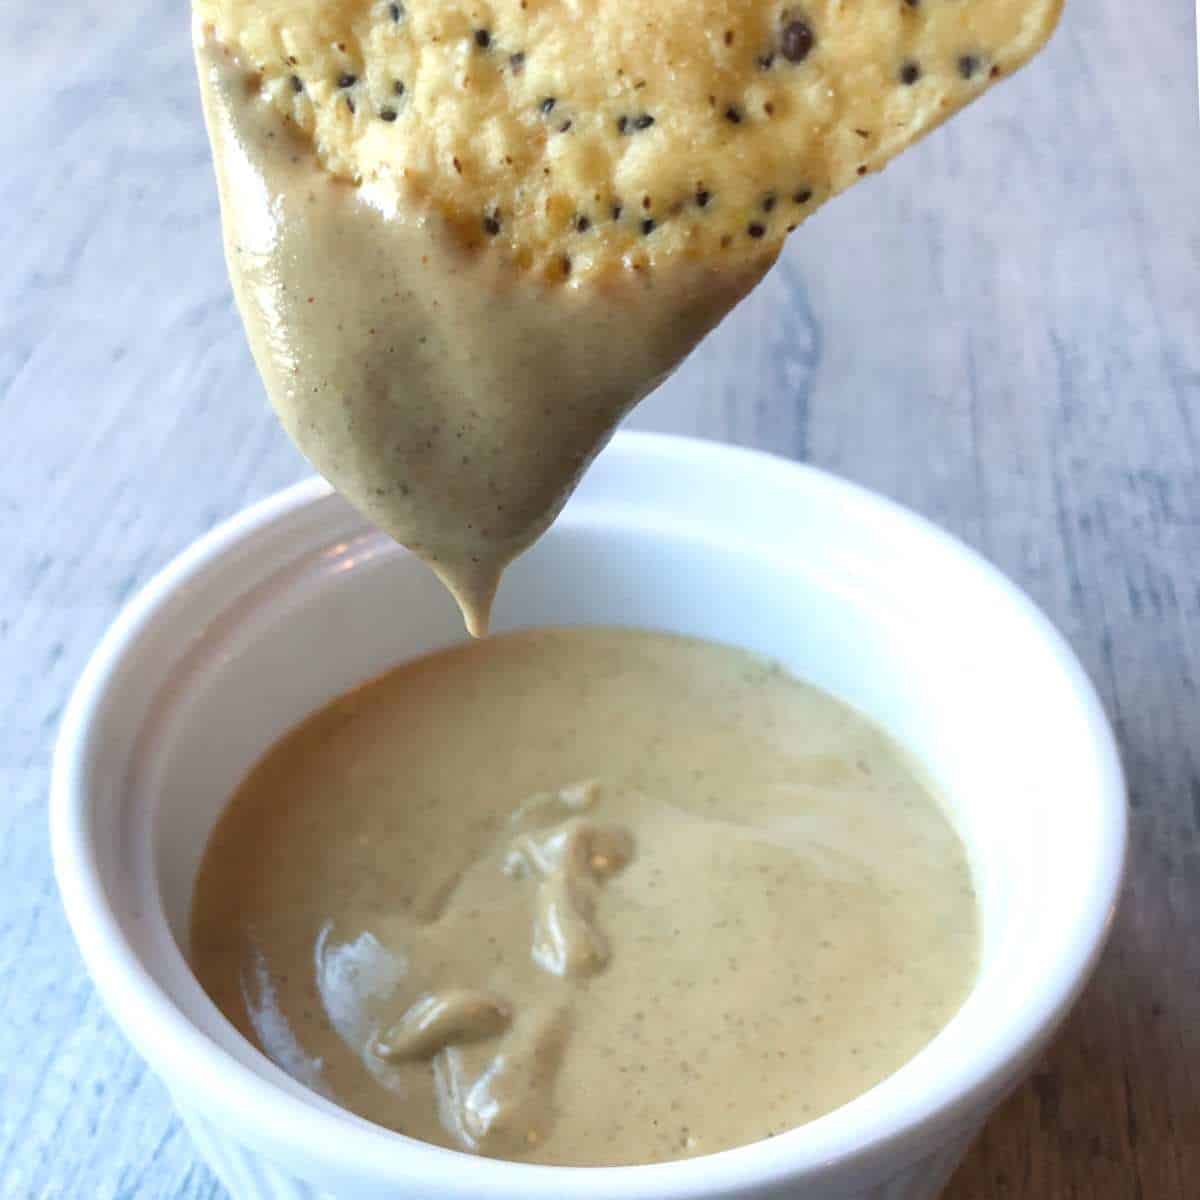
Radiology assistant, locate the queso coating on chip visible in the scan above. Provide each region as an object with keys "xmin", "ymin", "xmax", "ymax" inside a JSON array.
[{"xmin": 194, "ymin": 0, "xmax": 1063, "ymax": 281}]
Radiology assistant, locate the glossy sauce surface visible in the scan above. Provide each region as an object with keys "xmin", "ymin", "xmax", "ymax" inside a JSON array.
[
  {"xmin": 190, "ymin": 628, "xmax": 979, "ymax": 1165},
  {"xmin": 196, "ymin": 43, "xmax": 764, "ymax": 633}
]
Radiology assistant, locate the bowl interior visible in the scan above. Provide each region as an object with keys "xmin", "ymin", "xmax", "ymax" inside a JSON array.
[{"xmin": 60, "ymin": 433, "xmax": 1124, "ymax": 1189}]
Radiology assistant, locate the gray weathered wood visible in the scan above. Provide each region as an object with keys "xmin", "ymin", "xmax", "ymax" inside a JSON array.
[{"xmin": 1, "ymin": 1, "xmax": 1196, "ymax": 1196}]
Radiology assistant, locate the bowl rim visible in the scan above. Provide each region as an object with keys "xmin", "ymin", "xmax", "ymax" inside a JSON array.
[{"xmin": 51, "ymin": 431, "xmax": 1127, "ymax": 1197}]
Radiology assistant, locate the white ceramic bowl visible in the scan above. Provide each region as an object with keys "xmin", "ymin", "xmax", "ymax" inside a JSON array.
[{"xmin": 52, "ymin": 432, "xmax": 1125, "ymax": 1200}]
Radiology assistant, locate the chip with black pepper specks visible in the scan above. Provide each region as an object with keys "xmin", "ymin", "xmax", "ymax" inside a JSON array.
[{"xmin": 194, "ymin": 0, "xmax": 1063, "ymax": 281}]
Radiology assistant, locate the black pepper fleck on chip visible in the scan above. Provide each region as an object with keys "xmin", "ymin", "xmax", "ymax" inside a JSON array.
[
  {"xmin": 724, "ymin": 105, "xmax": 742, "ymax": 124},
  {"xmin": 958, "ymin": 54, "xmax": 980, "ymax": 79},
  {"xmin": 540, "ymin": 96, "xmax": 556, "ymax": 114},
  {"xmin": 758, "ymin": 52, "xmax": 775, "ymax": 69},
  {"xmin": 781, "ymin": 19, "xmax": 815, "ymax": 64},
  {"xmin": 748, "ymin": 222, "xmax": 766, "ymax": 238},
  {"xmin": 634, "ymin": 113, "xmax": 655, "ymax": 130},
  {"xmin": 559, "ymin": 120, "xmax": 572, "ymax": 132},
  {"xmin": 290, "ymin": 74, "xmax": 303, "ymax": 93},
  {"xmin": 380, "ymin": 107, "xmax": 398, "ymax": 121},
  {"xmin": 762, "ymin": 193, "xmax": 777, "ymax": 212},
  {"xmin": 474, "ymin": 29, "xmax": 492, "ymax": 48},
  {"xmin": 617, "ymin": 115, "xmax": 629, "ymax": 133},
  {"xmin": 575, "ymin": 214, "xmax": 591, "ymax": 232},
  {"xmin": 338, "ymin": 73, "xmax": 357, "ymax": 88},
  {"xmin": 696, "ymin": 189, "xmax": 710, "ymax": 207},
  {"xmin": 346, "ymin": 95, "xmax": 356, "ymax": 113},
  {"xmin": 641, "ymin": 218, "xmax": 656, "ymax": 235},
  {"xmin": 483, "ymin": 212, "xmax": 502, "ymax": 235},
  {"xmin": 394, "ymin": 80, "xmax": 406, "ymax": 96},
  {"xmin": 793, "ymin": 188, "xmax": 812, "ymax": 204},
  {"xmin": 612, "ymin": 203, "xmax": 623, "ymax": 220},
  {"xmin": 900, "ymin": 60, "xmax": 921, "ymax": 85},
  {"xmin": 389, "ymin": 2, "xmax": 404, "ymax": 19},
  {"xmin": 510, "ymin": 51, "xmax": 526, "ymax": 72}
]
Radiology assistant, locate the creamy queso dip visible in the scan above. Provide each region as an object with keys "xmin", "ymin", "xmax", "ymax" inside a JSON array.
[
  {"xmin": 196, "ymin": 42, "xmax": 763, "ymax": 635},
  {"xmin": 185, "ymin": 0, "xmax": 1062, "ymax": 1164},
  {"xmin": 190, "ymin": 628, "xmax": 978, "ymax": 1166}
]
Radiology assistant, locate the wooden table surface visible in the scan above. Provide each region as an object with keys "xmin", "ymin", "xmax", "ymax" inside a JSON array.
[{"xmin": 2, "ymin": 2, "xmax": 1197, "ymax": 1196}]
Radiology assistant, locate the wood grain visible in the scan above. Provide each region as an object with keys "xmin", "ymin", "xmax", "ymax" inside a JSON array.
[{"xmin": 1, "ymin": 1, "xmax": 1196, "ymax": 1196}]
